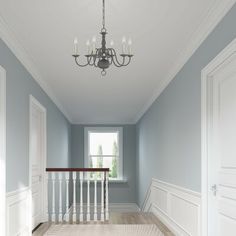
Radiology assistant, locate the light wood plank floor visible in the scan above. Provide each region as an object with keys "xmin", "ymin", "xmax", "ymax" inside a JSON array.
[{"xmin": 33, "ymin": 212, "xmax": 174, "ymax": 236}]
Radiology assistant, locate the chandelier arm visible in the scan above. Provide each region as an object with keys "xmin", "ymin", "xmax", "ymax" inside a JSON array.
[
  {"xmin": 93, "ymin": 57, "xmax": 98, "ymax": 67},
  {"xmin": 93, "ymin": 49, "xmax": 100, "ymax": 67},
  {"xmin": 114, "ymin": 50, "xmax": 132, "ymax": 66},
  {"xmin": 122, "ymin": 56, "xmax": 132, "ymax": 66},
  {"xmin": 111, "ymin": 49, "xmax": 125, "ymax": 67},
  {"xmin": 86, "ymin": 55, "xmax": 94, "ymax": 66},
  {"xmin": 74, "ymin": 56, "xmax": 90, "ymax": 67},
  {"xmin": 108, "ymin": 49, "xmax": 114, "ymax": 65},
  {"xmin": 112, "ymin": 57, "xmax": 123, "ymax": 67}
]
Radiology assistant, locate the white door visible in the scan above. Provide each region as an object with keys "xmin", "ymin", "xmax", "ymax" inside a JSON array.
[
  {"xmin": 0, "ymin": 66, "xmax": 6, "ymax": 236},
  {"xmin": 207, "ymin": 52, "xmax": 236, "ymax": 235},
  {"xmin": 30, "ymin": 97, "xmax": 46, "ymax": 230}
]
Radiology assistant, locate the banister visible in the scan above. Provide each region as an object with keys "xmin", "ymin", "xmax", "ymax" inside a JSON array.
[
  {"xmin": 46, "ymin": 168, "xmax": 109, "ymax": 172},
  {"xmin": 46, "ymin": 167, "xmax": 110, "ymax": 223}
]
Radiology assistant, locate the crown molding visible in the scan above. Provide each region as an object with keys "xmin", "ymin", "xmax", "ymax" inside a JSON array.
[
  {"xmin": 0, "ymin": 16, "xmax": 72, "ymax": 123},
  {"xmin": 72, "ymin": 120, "xmax": 136, "ymax": 125},
  {"xmin": 133, "ymin": 0, "xmax": 236, "ymax": 123}
]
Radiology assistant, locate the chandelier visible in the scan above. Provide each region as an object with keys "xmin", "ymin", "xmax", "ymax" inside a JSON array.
[{"xmin": 72, "ymin": 0, "xmax": 133, "ymax": 76}]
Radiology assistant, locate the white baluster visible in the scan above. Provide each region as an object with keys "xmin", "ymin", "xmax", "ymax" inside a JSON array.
[
  {"xmin": 87, "ymin": 173, "xmax": 90, "ymax": 222},
  {"xmin": 94, "ymin": 175, "xmax": 97, "ymax": 221},
  {"xmin": 72, "ymin": 172, "xmax": 77, "ymax": 223},
  {"xmin": 51, "ymin": 172, "xmax": 56, "ymax": 222},
  {"xmin": 58, "ymin": 172, "xmax": 63, "ymax": 222},
  {"xmin": 101, "ymin": 172, "xmax": 104, "ymax": 222},
  {"xmin": 65, "ymin": 172, "xmax": 70, "ymax": 222},
  {"xmin": 80, "ymin": 172, "xmax": 83, "ymax": 222},
  {"xmin": 105, "ymin": 172, "xmax": 109, "ymax": 221},
  {"xmin": 46, "ymin": 172, "xmax": 49, "ymax": 222}
]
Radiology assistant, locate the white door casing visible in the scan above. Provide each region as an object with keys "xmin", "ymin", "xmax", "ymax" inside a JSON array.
[
  {"xmin": 0, "ymin": 66, "xmax": 6, "ymax": 236},
  {"xmin": 29, "ymin": 95, "xmax": 47, "ymax": 230},
  {"xmin": 202, "ymin": 38, "xmax": 236, "ymax": 236}
]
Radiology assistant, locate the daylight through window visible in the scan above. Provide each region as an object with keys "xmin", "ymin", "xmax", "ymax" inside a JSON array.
[{"xmin": 85, "ymin": 127, "xmax": 123, "ymax": 180}]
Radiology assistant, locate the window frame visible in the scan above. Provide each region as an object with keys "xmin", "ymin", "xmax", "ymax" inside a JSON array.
[{"xmin": 84, "ymin": 127, "xmax": 123, "ymax": 180}]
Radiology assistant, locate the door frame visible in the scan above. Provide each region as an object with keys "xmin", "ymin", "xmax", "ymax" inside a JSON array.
[
  {"xmin": 201, "ymin": 38, "xmax": 236, "ymax": 236},
  {"xmin": 29, "ymin": 95, "xmax": 47, "ymax": 230},
  {"xmin": 0, "ymin": 65, "xmax": 6, "ymax": 236}
]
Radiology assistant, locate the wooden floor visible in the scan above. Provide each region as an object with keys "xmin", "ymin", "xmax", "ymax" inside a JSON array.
[{"xmin": 33, "ymin": 212, "xmax": 174, "ymax": 236}]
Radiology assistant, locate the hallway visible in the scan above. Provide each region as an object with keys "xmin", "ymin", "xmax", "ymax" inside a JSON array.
[{"xmin": 33, "ymin": 212, "xmax": 174, "ymax": 236}]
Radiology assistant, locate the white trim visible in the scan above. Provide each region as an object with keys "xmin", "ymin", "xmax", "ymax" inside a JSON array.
[
  {"xmin": 6, "ymin": 187, "xmax": 29, "ymax": 198},
  {"xmin": 153, "ymin": 179, "xmax": 201, "ymax": 198},
  {"xmin": 0, "ymin": 65, "xmax": 6, "ymax": 236},
  {"xmin": 67, "ymin": 203, "xmax": 140, "ymax": 218},
  {"xmin": 84, "ymin": 127, "xmax": 124, "ymax": 180},
  {"xmin": 0, "ymin": 15, "xmax": 72, "ymax": 123},
  {"xmin": 141, "ymin": 182, "xmax": 152, "ymax": 212},
  {"xmin": 134, "ymin": 0, "xmax": 236, "ymax": 123},
  {"xmin": 142, "ymin": 178, "xmax": 201, "ymax": 236},
  {"xmin": 29, "ymin": 95, "xmax": 48, "ymax": 231},
  {"xmin": 201, "ymin": 37, "xmax": 236, "ymax": 236},
  {"xmin": 6, "ymin": 187, "xmax": 31, "ymax": 236}
]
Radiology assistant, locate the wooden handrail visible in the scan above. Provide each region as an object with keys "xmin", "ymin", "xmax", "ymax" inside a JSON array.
[{"xmin": 46, "ymin": 168, "xmax": 109, "ymax": 172}]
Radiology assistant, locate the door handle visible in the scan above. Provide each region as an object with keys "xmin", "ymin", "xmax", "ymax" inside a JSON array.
[
  {"xmin": 211, "ymin": 184, "xmax": 217, "ymax": 196},
  {"xmin": 39, "ymin": 175, "xmax": 42, "ymax": 182}
]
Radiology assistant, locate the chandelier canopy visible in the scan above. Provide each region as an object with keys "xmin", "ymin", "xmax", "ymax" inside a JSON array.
[{"xmin": 72, "ymin": 0, "xmax": 133, "ymax": 76}]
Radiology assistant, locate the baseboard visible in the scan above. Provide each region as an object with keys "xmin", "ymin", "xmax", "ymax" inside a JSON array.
[
  {"xmin": 142, "ymin": 178, "xmax": 201, "ymax": 236},
  {"xmin": 109, "ymin": 203, "xmax": 140, "ymax": 212},
  {"xmin": 62, "ymin": 202, "xmax": 140, "ymax": 222},
  {"xmin": 66, "ymin": 202, "xmax": 140, "ymax": 214},
  {"xmin": 6, "ymin": 187, "xmax": 31, "ymax": 236}
]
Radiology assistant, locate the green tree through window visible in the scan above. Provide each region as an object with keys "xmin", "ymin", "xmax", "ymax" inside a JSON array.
[
  {"xmin": 111, "ymin": 141, "xmax": 118, "ymax": 178},
  {"xmin": 97, "ymin": 145, "xmax": 103, "ymax": 178}
]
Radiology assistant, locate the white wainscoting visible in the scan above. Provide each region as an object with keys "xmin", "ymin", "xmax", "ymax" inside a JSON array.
[
  {"xmin": 6, "ymin": 187, "xmax": 31, "ymax": 236},
  {"xmin": 142, "ymin": 179, "xmax": 201, "ymax": 236}
]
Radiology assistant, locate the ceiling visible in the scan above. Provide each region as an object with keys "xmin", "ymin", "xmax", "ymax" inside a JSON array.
[{"xmin": 0, "ymin": 0, "xmax": 232, "ymax": 124}]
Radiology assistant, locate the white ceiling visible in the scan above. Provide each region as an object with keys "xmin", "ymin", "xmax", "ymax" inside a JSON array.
[{"xmin": 0, "ymin": 0, "xmax": 233, "ymax": 124}]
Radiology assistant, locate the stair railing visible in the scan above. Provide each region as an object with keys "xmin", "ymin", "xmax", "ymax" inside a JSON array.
[{"xmin": 46, "ymin": 168, "xmax": 109, "ymax": 223}]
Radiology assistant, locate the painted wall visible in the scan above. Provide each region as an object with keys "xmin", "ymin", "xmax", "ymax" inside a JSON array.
[
  {"xmin": 71, "ymin": 124, "xmax": 136, "ymax": 203},
  {"xmin": 136, "ymin": 3, "xmax": 236, "ymax": 206},
  {"xmin": 0, "ymin": 39, "xmax": 71, "ymax": 192}
]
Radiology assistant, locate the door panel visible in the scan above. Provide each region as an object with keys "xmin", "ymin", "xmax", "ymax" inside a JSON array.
[
  {"xmin": 209, "ymin": 53, "xmax": 236, "ymax": 235},
  {"xmin": 30, "ymin": 100, "xmax": 45, "ymax": 230}
]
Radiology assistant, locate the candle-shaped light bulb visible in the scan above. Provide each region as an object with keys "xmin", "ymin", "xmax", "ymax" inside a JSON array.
[
  {"xmin": 86, "ymin": 40, "xmax": 91, "ymax": 54},
  {"xmin": 122, "ymin": 36, "xmax": 126, "ymax": 44},
  {"xmin": 92, "ymin": 36, "xmax": 96, "ymax": 43},
  {"xmin": 92, "ymin": 36, "xmax": 96, "ymax": 54},
  {"xmin": 122, "ymin": 36, "xmax": 126, "ymax": 54},
  {"xmin": 128, "ymin": 38, "xmax": 132, "ymax": 55},
  {"xmin": 74, "ymin": 37, "xmax": 78, "ymax": 55},
  {"xmin": 110, "ymin": 40, "xmax": 114, "ymax": 47}
]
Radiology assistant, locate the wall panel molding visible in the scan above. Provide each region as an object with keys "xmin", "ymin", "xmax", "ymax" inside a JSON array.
[
  {"xmin": 142, "ymin": 178, "xmax": 201, "ymax": 236},
  {"xmin": 6, "ymin": 187, "xmax": 31, "ymax": 236}
]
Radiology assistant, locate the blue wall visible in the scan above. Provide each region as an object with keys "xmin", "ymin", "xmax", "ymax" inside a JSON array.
[
  {"xmin": 71, "ymin": 124, "xmax": 137, "ymax": 203},
  {"xmin": 136, "ymin": 3, "xmax": 236, "ymax": 206},
  {"xmin": 2, "ymin": 3, "xmax": 236, "ymax": 207},
  {"xmin": 0, "ymin": 39, "xmax": 71, "ymax": 192}
]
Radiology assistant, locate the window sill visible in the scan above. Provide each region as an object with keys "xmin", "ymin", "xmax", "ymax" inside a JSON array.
[{"xmin": 109, "ymin": 179, "xmax": 127, "ymax": 183}]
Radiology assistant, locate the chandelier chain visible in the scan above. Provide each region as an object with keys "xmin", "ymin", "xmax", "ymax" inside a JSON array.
[{"xmin": 102, "ymin": 0, "xmax": 105, "ymax": 30}]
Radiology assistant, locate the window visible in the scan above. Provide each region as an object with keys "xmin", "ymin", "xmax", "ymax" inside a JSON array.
[{"xmin": 84, "ymin": 127, "xmax": 123, "ymax": 180}]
